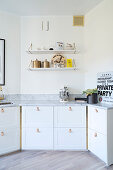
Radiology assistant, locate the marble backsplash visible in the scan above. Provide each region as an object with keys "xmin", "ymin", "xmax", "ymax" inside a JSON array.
[{"xmin": 4, "ymin": 94, "xmax": 85, "ymax": 101}]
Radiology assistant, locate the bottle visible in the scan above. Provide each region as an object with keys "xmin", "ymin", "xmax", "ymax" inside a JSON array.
[{"xmin": 0, "ymin": 86, "xmax": 4, "ymax": 100}]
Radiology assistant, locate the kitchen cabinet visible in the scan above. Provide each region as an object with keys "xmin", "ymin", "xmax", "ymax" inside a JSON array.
[
  {"xmin": 54, "ymin": 128, "xmax": 86, "ymax": 150},
  {"xmin": 88, "ymin": 106, "xmax": 113, "ymax": 166},
  {"xmin": 54, "ymin": 106, "xmax": 86, "ymax": 150},
  {"xmin": 0, "ymin": 107, "xmax": 20, "ymax": 155},
  {"xmin": 22, "ymin": 105, "xmax": 86, "ymax": 150},
  {"xmin": 22, "ymin": 106, "xmax": 53, "ymax": 150}
]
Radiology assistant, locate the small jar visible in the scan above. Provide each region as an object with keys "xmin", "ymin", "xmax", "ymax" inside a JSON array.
[{"xmin": 44, "ymin": 59, "xmax": 50, "ymax": 68}]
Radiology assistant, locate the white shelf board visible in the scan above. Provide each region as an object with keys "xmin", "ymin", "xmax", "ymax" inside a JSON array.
[
  {"xmin": 29, "ymin": 67, "xmax": 77, "ymax": 71},
  {"xmin": 26, "ymin": 50, "xmax": 78, "ymax": 54}
]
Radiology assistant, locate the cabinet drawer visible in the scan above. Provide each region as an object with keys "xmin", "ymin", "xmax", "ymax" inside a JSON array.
[
  {"xmin": 54, "ymin": 106, "xmax": 86, "ymax": 127},
  {"xmin": 23, "ymin": 106, "xmax": 53, "ymax": 127},
  {"xmin": 54, "ymin": 128, "xmax": 86, "ymax": 150},
  {"xmin": 22, "ymin": 127, "xmax": 53, "ymax": 150},
  {"xmin": 0, "ymin": 127, "xmax": 20, "ymax": 155},
  {"xmin": 88, "ymin": 106, "xmax": 107, "ymax": 135},
  {"xmin": 88, "ymin": 129, "xmax": 107, "ymax": 163},
  {"xmin": 0, "ymin": 107, "xmax": 20, "ymax": 128}
]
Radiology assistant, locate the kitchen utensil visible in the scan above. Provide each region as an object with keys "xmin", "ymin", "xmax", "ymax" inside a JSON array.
[{"xmin": 59, "ymin": 86, "xmax": 69, "ymax": 102}]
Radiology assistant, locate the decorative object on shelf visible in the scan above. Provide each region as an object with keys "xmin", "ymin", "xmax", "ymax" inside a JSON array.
[
  {"xmin": 34, "ymin": 59, "xmax": 41, "ymax": 68},
  {"xmin": 29, "ymin": 59, "xmax": 41, "ymax": 68},
  {"xmin": 83, "ymin": 88, "xmax": 98, "ymax": 104},
  {"xmin": 49, "ymin": 48, "xmax": 54, "ymax": 50},
  {"xmin": 59, "ymin": 86, "xmax": 69, "ymax": 102},
  {"xmin": 42, "ymin": 47, "xmax": 48, "ymax": 50},
  {"xmin": 0, "ymin": 39, "xmax": 5, "ymax": 85},
  {"xmin": 65, "ymin": 43, "xmax": 75, "ymax": 50},
  {"xmin": 51, "ymin": 54, "xmax": 66, "ymax": 68},
  {"xmin": 56, "ymin": 42, "xmax": 64, "ymax": 50},
  {"xmin": 43, "ymin": 59, "xmax": 50, "ymax": 68},
  {"xmin": 37, "ymin": 48, "xmax": 41, "ymax": 50},
  {"xmin": 67, "ymin": 59, "xmax": 72, "ymax": 68}
]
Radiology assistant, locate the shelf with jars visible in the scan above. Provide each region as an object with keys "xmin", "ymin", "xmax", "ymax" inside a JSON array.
[
  {"xmin": 29, "ymin": 67, "xmax": 77, "ymax": 71},
  {"xmin": 27, "ymin": 42, "xmax": 78, "ymax": 71},
  {"xmin": 28, "ymin": 55, "xmax": 76, "ymax": 71}
]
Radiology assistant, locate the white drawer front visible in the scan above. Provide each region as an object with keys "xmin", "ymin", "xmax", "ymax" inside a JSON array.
[
  {"xmin": 0, "ymin": 107, "xmax": 20, "ymax": 128},
  {"xmin": 22, "ymin": 127, "xmax": 53, "ymax": 150},
  {"xmin": 23, "ymin": 106, "xmax": 53, "ymax": 127},
  {"xmin": 54, "ymin": 106, "xmax": 86, "ymax": 128},
  {"xmin": 54, "ymin": 128, "xmax": 86, "ymax": 150},
  {"xmin": 0, "ymin": 127, "xmax": 20, "ymax": 155},
  {"xmin": 88, "ymin": 106, "xmax": 107, "ymax": 135},
  {"xmin": 88, "ymin": 129, "xmax": 107, "ymax": 163}
]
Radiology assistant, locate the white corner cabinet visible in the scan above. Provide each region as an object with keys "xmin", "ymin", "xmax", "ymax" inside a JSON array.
[
  {"xmin": 0, "ymin": 107, "xmax": 20, "ymax": 155},
  {"xmin": 88, "ymin": 106, "xmax": 113, "ymax": 166},
  {"xmin": 22, "ymin": 105, "xmax": 86, "ymax": 150}
]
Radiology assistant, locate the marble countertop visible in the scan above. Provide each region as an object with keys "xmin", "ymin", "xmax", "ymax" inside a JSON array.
[{"xmin": 0, "ymin": 100, "xmax": 113, "ymax": 109}]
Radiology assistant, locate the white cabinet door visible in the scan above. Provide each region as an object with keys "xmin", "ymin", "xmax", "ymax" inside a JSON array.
[
  {"xmin": 22, "ymin": 106, "xmax": 54, "ymax": 150},
  {"xmin": 88, "ymin": 106, "xmax": 107, "ymax": 135},
  {"xmin": 54, "ymin": 106, "xmax": 86, "ymax": 128},
  {"xmin": 0, "ymin": 107, "xmax": 20, "ymax": 155},
  {"xmin": 88, "ymin": 129, "xmax": 107, "ymax": 164},
  {"xmin": 0, "ymin": 127, "xmax": 20, "ymax": 155},
  {"xmin": 22, "ymin": 106, "xmax": 53, "ymax": 127},
  {"xmin": 54, "ymin": 128, "xmax": 86, "ymax": 150},
  {"xmin": 22, "ymin": 127, "xmax": 53, "ymax": 150},
  {"xmin": 0, "ymin": 107, "xmax": 20, "ymax": 128}
]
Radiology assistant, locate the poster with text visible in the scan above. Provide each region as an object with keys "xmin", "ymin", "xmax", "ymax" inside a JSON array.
[{"xmin": 97, "ymin": 72, "xmax": 113, "ymax": 104}]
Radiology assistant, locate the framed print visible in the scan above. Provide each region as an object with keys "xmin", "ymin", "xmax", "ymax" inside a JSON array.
[{"xmin": 0, "ymin": 39, "xmax": 5, "ymax": 85}]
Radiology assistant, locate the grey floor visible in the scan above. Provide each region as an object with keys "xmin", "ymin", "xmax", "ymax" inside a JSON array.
[{"xmin": 0, "ymin": 150, "xmax": 113, "ymax": 170}]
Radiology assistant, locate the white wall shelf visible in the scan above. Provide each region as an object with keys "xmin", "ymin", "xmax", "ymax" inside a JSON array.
[
  {"xmin": 26, "ymin": 50, "xmax": 78, "ymax": 54},
  {"xmin": 29, "ymin": 67, "xmax": 77, "ymax": 71}
]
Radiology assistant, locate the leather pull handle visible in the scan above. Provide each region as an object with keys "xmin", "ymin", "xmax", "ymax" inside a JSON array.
[
  {"xmin": 69, "ymin": 129, "xmax": 72, "ymax": 133},
  {"xmin": 1, "ymin": 132, "xmax": 4, "ymax": 136},
  {"xmin": 69, "ymin": 107, "xmax": 72, "ymax": 111},
  {"xmin": 1, "ymin": 108, "xmax": 4, "ymax": 112},
  {"xmin": 37, "ymin": 107, "xmax": 40, "ymax": 111},
  {"xmin": 95, "ymin": 109, "xmax": 98, "ymax": 113},
  {"xmin": 36, "ymin": 128, "xmax": 40, "ymax": 133},
  {"xmin": 94, "ymin": 132, "xmax": 97, "ymax": 137}
]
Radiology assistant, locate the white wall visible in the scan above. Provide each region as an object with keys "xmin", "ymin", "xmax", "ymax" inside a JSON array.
[
  {"xmin": 1, "ymin": 0, "xmax": 112, "ymax": 95},
  {"xmin": 21, "ymin": 16, "xmax": 85, "ymax": 94},
  {"xmin": 0, "ymin": 11, "xmax": 20, "ymax": 94},
  {"xmin": 84, "ymin": 0, "xmax": 113, "ymax": 89}
]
